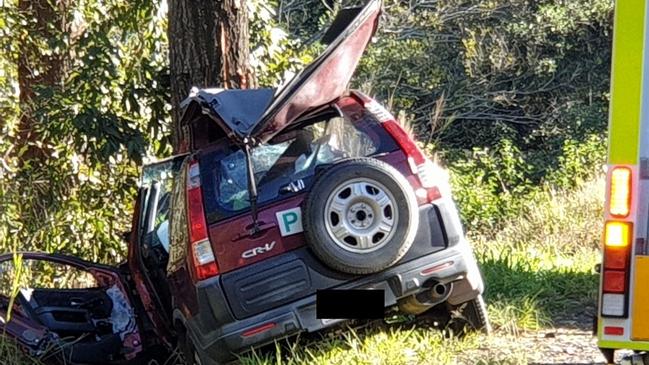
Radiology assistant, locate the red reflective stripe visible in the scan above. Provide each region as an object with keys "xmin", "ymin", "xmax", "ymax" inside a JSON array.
[
  {"xmin": 604, "ymin": 326, "xmax": 624, "ymax": 336},
  {"xmin": 242, "ymin": 322, "xmax": 276, "ymax": 337},
  {"xmin": 421, "ymin": 261, "xmax": 454, "ymax": 275}
]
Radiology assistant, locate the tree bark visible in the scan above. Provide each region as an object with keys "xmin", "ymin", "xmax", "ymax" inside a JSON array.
[
  {"xmin": 167, "ymin": 0, "xmax": 254, "ymax": 152},
  {"xmin": 17, "ymin": 0, "xmax": 69, "ymax": 163},
  {"xmin": 218, "ymin": 0, "xmax": 255, "ymax": 90}
]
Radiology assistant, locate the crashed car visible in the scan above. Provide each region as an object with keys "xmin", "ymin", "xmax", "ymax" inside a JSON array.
[{"xmin": 0, "ymin": 1, "xmax": 489, "ymax": 364}]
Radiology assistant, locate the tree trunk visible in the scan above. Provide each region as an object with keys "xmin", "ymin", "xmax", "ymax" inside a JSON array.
[
  {"xmin": 167, "ymin": 0, "xmax": 254, "ymax": 152},
  {"xmin": 218, "ymin": 0, "xmax": 255, "ymax": 90},
  {"xmin": 16, "ymin": 0, "xmax": 69, "ymax": 163}
]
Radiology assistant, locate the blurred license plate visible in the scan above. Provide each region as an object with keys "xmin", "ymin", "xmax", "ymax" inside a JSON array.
[{"xmin": 316, "ymin": 289, "xmax": 384, "ymax": 319}]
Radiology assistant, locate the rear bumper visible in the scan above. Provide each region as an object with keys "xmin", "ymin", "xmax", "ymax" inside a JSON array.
[
  {"xmin": 182, "ymin": 200, "xmax": 484, "ymax": 364},
  {"xmin": 185, "ymin": 243, "xmax": 482, "ymax": 364}
]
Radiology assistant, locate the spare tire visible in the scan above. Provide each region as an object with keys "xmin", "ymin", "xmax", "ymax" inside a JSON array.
[{"xmin": 303, "ymin": 158, "xmax": 419, "ymax": 274}]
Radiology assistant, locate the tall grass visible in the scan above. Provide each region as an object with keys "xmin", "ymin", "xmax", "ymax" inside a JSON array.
[
  {"xmin": 0, "ymin": 338, "xmax": 43, "ymax": 365},
  {"xmin": 475, "ymin": 178, "xmax": 603, "ymax": 334}
]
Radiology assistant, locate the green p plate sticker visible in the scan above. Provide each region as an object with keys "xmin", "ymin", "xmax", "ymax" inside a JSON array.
[{"xmin": 276, "ymin": 207, "xmax": 304, "ymax": 236}]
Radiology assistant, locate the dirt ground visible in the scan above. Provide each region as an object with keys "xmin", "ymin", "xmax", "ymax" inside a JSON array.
[
  {"xmin": 457, "ymin": 308, "xmax": 637, "ymax": 365},
  {"xmin": 459, "ymin": 327, "xmax": 634, "ymax": 365}
]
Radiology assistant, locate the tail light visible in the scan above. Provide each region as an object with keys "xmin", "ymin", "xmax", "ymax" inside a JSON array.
[
  {"xmin": 609, "ymin": 167, "xmax": 631, "ymax": 217},
  {"xmin": 186, "ymin": 161, "xmax": 219, "ymax": 281},
  {"xmin": 601, "ymin": 220, "xmax": 632, "ymax": 317},
  {"xmin": 352, "ymin": 92, "xmax": 442, "ymax": 202},
  {"xmin": 600, "ymin": 165, "xmax": 634, "ymax": 318},
  {"xmin": 603, "ymin": 222, "xmax": 631, "ymax": 315}
]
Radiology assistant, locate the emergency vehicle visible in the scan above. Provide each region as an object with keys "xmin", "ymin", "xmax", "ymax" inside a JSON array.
[{"xmin": 597, "ymin": 0, "xmax": 649, "ymax": 362}]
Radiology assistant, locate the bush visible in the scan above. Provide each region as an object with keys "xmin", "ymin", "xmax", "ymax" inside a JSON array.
[{"xmin": 445, "ymin": 133, "xmax": 605, "ymax": 232}]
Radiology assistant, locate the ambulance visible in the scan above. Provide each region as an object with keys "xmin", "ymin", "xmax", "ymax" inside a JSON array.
[{"xmin": 597, "ymin": 0, "xmax": 649, "ymax": 362}]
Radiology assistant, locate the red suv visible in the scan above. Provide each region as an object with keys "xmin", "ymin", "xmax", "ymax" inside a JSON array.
[{"xmin": 0, "ymin": 1, "xmax": 489, "ymax": 364}]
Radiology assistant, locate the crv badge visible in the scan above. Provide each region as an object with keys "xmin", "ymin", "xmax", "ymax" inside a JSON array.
[{"xmin": 242, "ymin": 241, "xmax": 276, "ymax": 259}]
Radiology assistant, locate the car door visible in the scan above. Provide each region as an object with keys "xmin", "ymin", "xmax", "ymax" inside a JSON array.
[
  {"xmin": 126, "ymin": 155, "xmax": 186, "ymax": 346},
  {"xmin": 0, "ymin": 252, "xmax": 144, "ymax": 364}
]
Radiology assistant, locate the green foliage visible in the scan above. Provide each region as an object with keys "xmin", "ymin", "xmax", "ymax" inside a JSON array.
[
  {"xmin": 546, "ymin": 134, "xmax": 607, "ymax": 189},
  {"xmin": 448, "ymin": 139, "xmax": 533, "ymax": 231},
  {"xmin": 0, "ymin": 0, "xmax": 169, "ymax": 262},
  {"xmin": 239, "ymin": 326, "xmax": 484, "ymax": 365},
  {"xmin": 249, "ymin": 0, "xmax": 314, "ymax": 87},
  {"xmin": 447, "ymin": 134, "xmax": 605, "ymax": 232},
  {"xmin": 474, "ymin": 177, "xmax": 603, "ymax": 333}
]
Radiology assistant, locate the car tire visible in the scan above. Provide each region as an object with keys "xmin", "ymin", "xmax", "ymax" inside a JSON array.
[
  {"xmin": 179, "ymin": 330, "xmax": 201, "ymax": 365},
  {"xmin": 303, "ymin": 157, "xmax": 419, "ymax": 274},
  {"xmin": 417, "ymin": 294, "xmax": 492, "ymax": 336},
  {"xmin": 449, "ymin": 294, "xmax": 492, "ymax": 334}
]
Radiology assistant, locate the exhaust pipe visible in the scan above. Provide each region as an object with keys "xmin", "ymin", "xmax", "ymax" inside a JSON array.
[
  {"xmin": 431, "ymin": 283, "xmax": 448, "ymax": 300},
  {"xmin": 398, "ymin": 282, "xmax": 453, "ymax": 315}
]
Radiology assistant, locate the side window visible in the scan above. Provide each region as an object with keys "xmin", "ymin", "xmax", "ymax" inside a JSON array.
[{"xmin": 140, "ymin": 158, "xmax": 184, "ymax": 254}]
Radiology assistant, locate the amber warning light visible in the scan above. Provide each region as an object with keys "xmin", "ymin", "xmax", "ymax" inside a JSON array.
[{"xmin": 609, "ymin": 167, "xmax": 631, "ymax": 218}]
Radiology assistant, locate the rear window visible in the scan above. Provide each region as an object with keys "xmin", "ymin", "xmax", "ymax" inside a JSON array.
[{"xmin": 200, "ymin": 111, "xmax": 398, "ymax": 222}]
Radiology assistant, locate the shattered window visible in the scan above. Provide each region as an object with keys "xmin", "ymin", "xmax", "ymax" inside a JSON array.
[{"xmin": 215, "ymin": 116, "xmax": 380, "ymax": 212}]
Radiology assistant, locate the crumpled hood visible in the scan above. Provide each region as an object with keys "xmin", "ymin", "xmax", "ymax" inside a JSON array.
[{"xmin": 179, "ymin": 87, "xmax": 275, "ymax": 142}]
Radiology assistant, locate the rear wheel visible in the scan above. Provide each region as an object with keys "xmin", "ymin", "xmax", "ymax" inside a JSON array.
[
  {"xmin": 420, "ymin": 295, "xmax": 492, "ymax": 336},
  {"xmin": 179, "ymin": 330, "xmax": 202, "ymax": 365},
  {"xmin": 446, "ymin": 295, "xmax": 492, "ymax": 335}
]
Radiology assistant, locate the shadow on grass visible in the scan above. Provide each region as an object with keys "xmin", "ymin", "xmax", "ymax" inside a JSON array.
[{"xmin": 479, "ymin": 249, "xmax": 599, "ymax": 331}]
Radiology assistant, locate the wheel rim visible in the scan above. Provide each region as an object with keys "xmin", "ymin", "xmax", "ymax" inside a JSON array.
[{"xmin": 324, "ymin": 177, "xmax": 399, "ymax": 253}]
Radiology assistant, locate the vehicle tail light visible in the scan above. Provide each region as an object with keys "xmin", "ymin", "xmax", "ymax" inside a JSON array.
[
  {"xmin": 601, "ymin": 293, "xmax": 626, "ymax": 317},
  {"xmin": 600, "ymin": 160, "xmax": 634, "ymax": 319},
  {"xmin": 601, "ymin": 221, "xmax": 632, "ymax": 317},
  {"xmin": 602, "ymin": 270, "xmax": 626, "ymax": 293},
  {"xmin": 604, "ymin": 221, "xmax": 632, "ymax": 248},
  {"xmin": 609, "ymin": 167, "xmax": 631, "ymax": 218},
  {"xmin": 187, "ymin": 161, "xmax": 219, "ymax": 281},
  {"xmin": 352, "ymin": 92, "xmax": 442, "ymax": 202}
]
